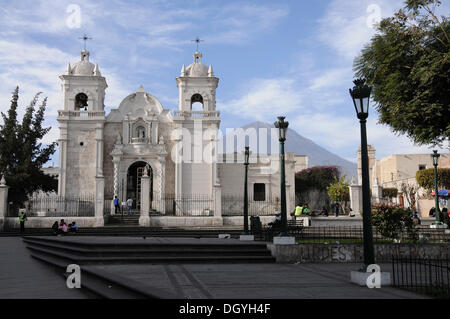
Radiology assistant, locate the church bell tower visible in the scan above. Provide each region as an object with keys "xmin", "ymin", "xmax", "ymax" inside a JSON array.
[
  {"xmin": 174, "ymin": 50, "xmax": 221, "ymax": 204},
  {"xmin": 57, "ymin": 48, "xmax": 108, "ymax": 199}
]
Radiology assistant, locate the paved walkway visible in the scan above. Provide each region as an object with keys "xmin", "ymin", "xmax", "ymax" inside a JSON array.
[
  {"xmin": 90, "ymin": 262, "xmax": 427, "ymax": 299},
  {"xmin": 0, "ymin": 236, "xmax": 429, "ymax": 299},
  {"xmin": 0, "ymin": 238, "xmax": 88, "ymax": 299}
]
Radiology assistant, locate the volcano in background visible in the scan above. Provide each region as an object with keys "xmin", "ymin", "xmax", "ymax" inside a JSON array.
[{"xmin": 220, "ymin": 121, "xmax": 357, "ymax": 179}]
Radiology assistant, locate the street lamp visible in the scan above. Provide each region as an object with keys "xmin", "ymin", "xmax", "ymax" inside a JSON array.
[
  {"xmin": 274, "ymin": 116, "xmax": 289, "ymax": 236},
  {"xmin": 243, "ymin": 146, "xmax": 250, "ymax": 234},
  {"xmin": 349, "ymin": 78, "xmax": 375, "ymax": 267},
  {"xmin": 431, "ymin": 150, "xmax": 441, "ymax": 224}
]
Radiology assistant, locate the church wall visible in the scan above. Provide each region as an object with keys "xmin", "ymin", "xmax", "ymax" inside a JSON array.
[
  {"xmin": 182, "ymin": 163, "xmax": 211, "ymax": 195},
  {"xmin": 219, "ymin": 162, "xmax": 245, "ymax": 196},
  {"xmin": 219, "ymin": 153, "xmax": 297, "ymax": 213},
  {"xmin": 65, "ymin": 126, "xmax": 97, "ymax": 197},
  {"xmin": 159, "ymin": 122, "xmax": 176, "ymax": 196}
]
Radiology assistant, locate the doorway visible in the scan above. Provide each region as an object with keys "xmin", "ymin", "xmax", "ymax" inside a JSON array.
[{"xmin": 126, "ymin": 161, "xmax": 153, "ymax": 212}]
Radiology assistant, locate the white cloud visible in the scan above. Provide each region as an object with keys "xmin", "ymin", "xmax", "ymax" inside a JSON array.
[
  {"xmin": 317, "ymin": 0, "xmax": 402, "ymax": 60},
  {"xmin": 220, "ymin": 78, "xmax": 304, "ymax": 121},
  {"xmin": 308, "ymin": 68, "xmax": 351, "ymax": 90}
]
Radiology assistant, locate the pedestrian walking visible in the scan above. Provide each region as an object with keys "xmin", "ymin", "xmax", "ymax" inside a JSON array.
[
  {"xmin": 126, "ymin": 197, "xmax": 133, "ymax": 215},
  {"xmin": 113, "ymin": 195, "xmax": 121, "ymax": 214}
]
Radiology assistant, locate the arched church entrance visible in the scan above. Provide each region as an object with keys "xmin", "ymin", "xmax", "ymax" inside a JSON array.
[{"xmin": 126, "ymin": 161, "xmax": 153, "ymax": 212}]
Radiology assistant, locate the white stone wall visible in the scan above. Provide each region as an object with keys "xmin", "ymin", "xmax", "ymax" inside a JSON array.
[
  {"xmin": 65, "ymin": 127, "xmax": 97, "ymax": 196},
  {"xmin": 219, "ymin": 153, "xmax": 297, "ymax": 213}
]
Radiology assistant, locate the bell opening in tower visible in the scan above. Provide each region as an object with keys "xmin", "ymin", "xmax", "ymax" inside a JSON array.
[{"xmin": 75, "ymin": 93, "xmax": 89, "ymax": 111}]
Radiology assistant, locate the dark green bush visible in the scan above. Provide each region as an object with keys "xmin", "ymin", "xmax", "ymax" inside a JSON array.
[{"xmin": 372, "ymin": 204, "xmax": 417, "ymax": 241}]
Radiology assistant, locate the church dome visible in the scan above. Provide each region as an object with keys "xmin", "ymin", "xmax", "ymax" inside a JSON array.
[
  {"xmin": 185, "ymin": 51, "xmax": 209, "ymax": 77},
  {"xmin": 71, "ymin": 50, "xmax": 96, "ymax": 76}
]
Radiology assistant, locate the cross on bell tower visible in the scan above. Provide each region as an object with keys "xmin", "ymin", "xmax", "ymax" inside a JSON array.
[
  {"xmin": 78, "ymin": 34, "xmax": 92, "ymax": 51},
  {"xmin": 191, "ymin": 37, "xmax": 204, "ymax": 51}
]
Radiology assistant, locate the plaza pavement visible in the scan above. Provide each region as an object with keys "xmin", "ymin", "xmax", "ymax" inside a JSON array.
[
  {"xmin": 0, "ymin": 237, "xmax": 89, "ymax": 299},
  {"xmin": 89, "ymin": 262, "xmax": 427, "ymax": 299},
  {"xmin": 0, "ymin": 237, "xmax": 428, "ymax": 299}
]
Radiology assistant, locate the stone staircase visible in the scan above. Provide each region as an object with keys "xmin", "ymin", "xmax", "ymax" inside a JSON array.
[
  {"xmin": 22, "ymin": 236, "xmax": 275, "ymax": 298},
  {"xmin": 106, "ymin": 214, "xmax": 140, "ymax": 226},
  {"xmin": 0, "ymin": 227, "xmax": 244, "ymax": 238},
  {"xmin": 23, "ymin": 236, "xmax": 275, "ymax": 265}
]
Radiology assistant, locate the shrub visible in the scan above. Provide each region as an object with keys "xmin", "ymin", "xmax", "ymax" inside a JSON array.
[
  {"xmin": 327, "ymin": 176, "xmax": 350, "ymax": 203},
  {"xmin": 295, "ymin": 166, "xmax": 339, "ymax": 193},
  {"xmin": 372, "ymin": 204, "xmax": 417, "ymax": 241},
  {"xmin": 416, "ymin": 168, "xmax": 450, "ymax": 191},
  {"xmin": 382, "ymin": 187, "xmax": 398, "ymax": 199}
]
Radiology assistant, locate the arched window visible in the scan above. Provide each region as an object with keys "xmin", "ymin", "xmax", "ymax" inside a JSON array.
[
  {"xmin": 75, "ymin": 93, "xmax": 88, "ymax": 111},
  {"xmin": 191, "ymin": 93, "xmax": 204, "ymax": 111},
  {"xmin": 136, "ymin": 126, "xmax": 146, "ymax": 138}
]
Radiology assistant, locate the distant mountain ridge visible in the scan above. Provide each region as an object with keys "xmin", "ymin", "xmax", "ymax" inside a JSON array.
[{"xmin": 220, "ymin": 121, "xmax": 357, "ymax": 179}]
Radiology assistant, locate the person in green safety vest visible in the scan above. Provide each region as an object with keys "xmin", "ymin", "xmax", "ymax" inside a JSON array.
[
  {"xmin": 19, "ymin": 211, "xmax": 27, "ymax": 233},
  {"xmin": 294, "ymin": 203, "xmax": 303, "ymax": 221}
]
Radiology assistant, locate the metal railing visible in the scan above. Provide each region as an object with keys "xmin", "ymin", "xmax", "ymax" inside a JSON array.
[
  {"xmin": 254, "ymin": 225, "xmax": 450, "ymax": 243},
  {"xmin": 392, "ymin": 256, "xmax": 450, "ymax": 298},
  {"xmin": 173, "ymin": 110, "xmax": 220, "ymax": 118},
  {"xmin": 22, "ymin": 194, "xmax": 96, "ymax": 217},
  {"xmin": 222, "ymin": 195, "xmax": 280, "ymax": 216},
  {"xmin": 153, "ymin": 194, "xmax": 214, "ymax": 216},
  {"xmin": 57, "ymin": 110, "xmax": 105, "ymax": 118}
]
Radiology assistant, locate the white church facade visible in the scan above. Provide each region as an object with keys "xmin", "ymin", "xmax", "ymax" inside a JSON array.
[{"xmin": 54, "ymin": 48, "xmax": 307, "ymax": 227}]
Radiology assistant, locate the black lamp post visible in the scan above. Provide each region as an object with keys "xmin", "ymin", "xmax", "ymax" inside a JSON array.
[
  {"xmin": 274, "ymin": 116, "xmax": 289, "ymax": 236},
  {"xmin": 431, "ymin": 150, "xmax": 441, "ymax": 224},
  {"xmin": 349, "ymin": 79, "xmax": 375, "ymax": 267},
  {"xmin": 243, "ymin": 146, "xmax": 250, "ymax": 234}
]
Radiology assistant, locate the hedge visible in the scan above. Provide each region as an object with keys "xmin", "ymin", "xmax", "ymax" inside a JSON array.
[{"xmin": 416, "ymin": 168, "xmax": 450, "ymax": 191}]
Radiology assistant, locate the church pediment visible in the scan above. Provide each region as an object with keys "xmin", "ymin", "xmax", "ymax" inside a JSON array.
[{"xmin": 106, "ymin": 85, "xmax": 169, "ymax": 122}]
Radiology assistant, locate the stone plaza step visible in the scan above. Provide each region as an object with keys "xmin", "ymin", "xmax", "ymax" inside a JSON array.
[
  {"xmin": 23, "ymin": 238, "xmax": 271, "ymax": 258},
  {"xmin": 29, "ymin": 249, "xmax": 174, "ymax": 298},
  {"xmin": 23, "ymin": 236, "xmax": 276, "ymax": 265},
  {"xmin": 1, "ymin": 227, "xmax": 244, "ymax": 238}
]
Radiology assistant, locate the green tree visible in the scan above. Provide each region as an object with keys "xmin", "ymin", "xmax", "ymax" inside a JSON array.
[
  {"xmin": 416, "ymin": 167, "xmax": 450, "ymax": 190},
  {"xmin": 382, "ymin": 187, "xmax": 398, "ymax": 201},
  {"xmin": 0, "ymin": 87, "xmax": 57, "ymax": 210},
  {"xmin": 354, "ymin": 0, "xmax": 450, "ymax": 146},
  {"xmin": 295, "ymin": 166, "xmax": 339, "ymax": 210},
  {"xmin": 295, "ymin": 166, "xmax": 340, "ymax": 193},
  {"xmin": 326, "ymin": 175, "xmax": 350, "ymax": 212},
  {"xmin": 372, "ymin": 204, "xmax": 417, "ymax": 241}
]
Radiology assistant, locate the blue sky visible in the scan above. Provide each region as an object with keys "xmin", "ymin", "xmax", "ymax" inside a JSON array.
[{"xmin": 0, "ymin": 0, "xmax": 448, "ymax": 165}]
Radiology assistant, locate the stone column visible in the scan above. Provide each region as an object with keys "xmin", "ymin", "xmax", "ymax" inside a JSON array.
[
  {"xmin": 213, "ymin": 184, "xmax": 223, "ymax": 226},
  {"xmin": 349, "ymin": 176, "xmax": 362, "ymax": 216},
  {"xmin": 372, "ymin": 178, "xmax": 383, "ymax": 203},
  {"xmin": 112, "ymin": 159, "xmax": 120, "ymax": 215},
  {"xmin": 95, "ymin": 123, "xmax": 104, "ymax": 177},
  {"xmin": 94, "ymin": 176, "xmax": 104, "ymax": 227},
  {"xmin": 160, "ymin": 161, "xmax": 166, "ymax": 214},
  {"xmin": 174, "ymin": 126, "xmax": 183, "ymax": 198},
  {"xmin": 0, "ymin": 176, "xmax": 9, "ymax": 232},
  {"xmin": 286, "ymin": 184, "xmax": 292, "ymax": 219},
  {"xmin": 57, "ymin": 123, "xmax": 68, "ymax": 196},
  {"xmin": 139, "ymin": 172, "xmax": 150, "ymax": 227}
]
